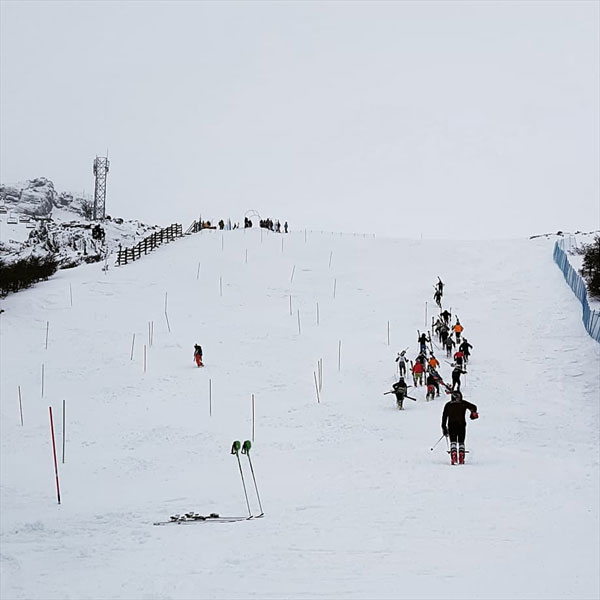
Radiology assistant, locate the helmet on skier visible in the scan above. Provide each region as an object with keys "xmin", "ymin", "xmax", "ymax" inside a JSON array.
[{"xmin": 451, "ymin": 391, "xmax": 462, "ymax": 402}]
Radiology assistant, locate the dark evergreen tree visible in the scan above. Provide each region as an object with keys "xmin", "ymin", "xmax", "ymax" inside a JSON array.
[{"xmin": 580, "ymin": 235, "xmax": 600, "ymax": 299}]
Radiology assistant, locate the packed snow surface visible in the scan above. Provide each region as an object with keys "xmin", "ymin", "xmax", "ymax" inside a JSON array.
[{"xmin": 1, "ymin": 229, "xmax": 598, "ymax": 600}]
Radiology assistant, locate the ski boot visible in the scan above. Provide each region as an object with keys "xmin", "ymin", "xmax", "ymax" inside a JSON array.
[
  {"xmin": 459, "ymin": 444, "xmax": 466, "ymax": 465},
  {"xmin": 450, "ymin": 442, "xmax": 458, "ymax": 465}
]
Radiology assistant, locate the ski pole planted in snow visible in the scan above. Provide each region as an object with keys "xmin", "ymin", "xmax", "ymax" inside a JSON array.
[
  {"xmin": 242, "ymin": 440, "xmax": 264, "ymax": 517},
  {"xmin": 45, "ymin": 321, "xmax": 49, "ymax": 349},
  {"xmin": 231, "ymin": 441, "xmax": 252, "ymax": 518},
  {"xmin": 49, "ymin": 407, "xmax": 61, "ymax": 504},
  {"xmin": 130, "ymin": 333, "xmax": 135, "ymax": 361},
  {"xmin": 313, "ymin": 371, "xmax": 321, "ymax": 403},
  {"xmin": 62, "ymin": 399, "xmax": 66, "ymax": 464},
  {"xmin": 164, "ymin": 292, "xmax": 171, "ymax": 332},
  {"xmin": 318, "ymin": 358, "xmax": 323, "ymax": 391},
  {"xmin": 18, "ymin": 385, "xmax": 23, "ymax": 426}
]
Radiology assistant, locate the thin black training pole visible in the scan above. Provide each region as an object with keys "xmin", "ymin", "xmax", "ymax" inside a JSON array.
[
  {"xmin": 231, "ymin": 441, "xmax": 252, "ymax": 518},
  {"xmin": 430, "ymin": 434, "xmax": 445, "ymax": 451},
  {"xmin": 242, "ymin": 441, "xmax": 264, "ymax": 516}
]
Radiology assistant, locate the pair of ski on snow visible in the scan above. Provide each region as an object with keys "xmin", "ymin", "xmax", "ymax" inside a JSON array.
[{"xmin": 153, "ymin": 440, "xmax": 264, "ymax": 526}]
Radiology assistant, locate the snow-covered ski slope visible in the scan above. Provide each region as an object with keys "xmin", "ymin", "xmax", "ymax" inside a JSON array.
[{"xmin": 1, "ymin": 229, "xmax": 598, "ymax": 600}]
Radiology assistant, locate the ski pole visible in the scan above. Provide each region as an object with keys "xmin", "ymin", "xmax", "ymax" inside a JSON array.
[
  {"xmin": 242, "ymin": 440, "xmax": 264, "ymax": 516},
  {"xmin": 430, "ymin": 434, "xmax": 445, "ymax": 451},
  {"xmin": 231, "ymin": 441, "xmax": 252, "ymax": 518}
]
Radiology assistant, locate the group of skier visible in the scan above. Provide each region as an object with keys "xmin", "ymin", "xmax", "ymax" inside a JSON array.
[
  {"xmin": 389, "ymin": 277, "xmax": 479, "ymax": 465},
  {"xmin": 242, "ymin": 217, "xmax": 289, "ymax": 233}
]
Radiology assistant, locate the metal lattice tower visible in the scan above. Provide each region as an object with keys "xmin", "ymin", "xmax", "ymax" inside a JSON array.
[{"xmin": 92, "ymin": 155, "xmax": 110, "ymax": 220}]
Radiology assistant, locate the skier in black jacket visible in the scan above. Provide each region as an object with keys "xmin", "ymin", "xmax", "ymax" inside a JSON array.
[
  {"xmin": 417, "ymin": 332, "xmax": 429, "ymax": 355},
  {"xmin": 441, "ymin": 390, "xmax": 478, "ymax": 464},
  {"xmin": 392, "ymin": 377, "xmax": 409, "ymax": 410},
  {"xmin": 451, "ymin": 365, "xmax": 466, "ymax": 390},
  {"xmin": 440, "ymin": 309, "xmax": 451, "ymax": 326},
  {"xmin": 459, "ymin": 339, "xmax": 473, "ymax": 363}
]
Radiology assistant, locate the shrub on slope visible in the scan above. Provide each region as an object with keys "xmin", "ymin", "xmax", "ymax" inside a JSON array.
[{"xmin": 0, "ymin": 254, "xmax": 59, "ymax": 296}]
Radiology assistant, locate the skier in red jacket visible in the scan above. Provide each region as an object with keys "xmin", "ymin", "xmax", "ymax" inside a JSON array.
[{"xmin": 412, "ymin": 360, "xmax": 425, "ymax": 386}]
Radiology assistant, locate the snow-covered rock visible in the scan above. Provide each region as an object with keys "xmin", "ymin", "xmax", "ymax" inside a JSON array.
[
  {"xmin": 0, "ymin": 177, "xmax": 57, "ymax": 217},
  {"xmin": 0, "ymin": 178, "xmax": 162, "ymax": 271}
]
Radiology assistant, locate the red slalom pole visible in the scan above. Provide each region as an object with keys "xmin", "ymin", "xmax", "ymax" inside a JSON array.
[{"xmin": 49, "ymin": 407, "xmax": 61, "ymax": 504}]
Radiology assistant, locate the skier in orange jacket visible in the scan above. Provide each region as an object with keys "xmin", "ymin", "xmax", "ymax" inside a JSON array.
[
  {"xmin": 428, "ymin": 355, "xmax": 440, "ymax": 370},
  {"xmin": 452, "ymin": 320, "xmax": 464, "ymax": 342}
]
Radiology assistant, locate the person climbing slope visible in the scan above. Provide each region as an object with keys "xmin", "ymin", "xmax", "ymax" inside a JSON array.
[
  {"xmin": 459, "ymin": 338, "xmax": 473, "ymax": 363},
  {"xmin": 395, "ymin": 350, "xmax": 409, "ymax": 377},
  {"xmin": 193, "ymin": 344, "xmax": 203, "ymax": 367},
  {"xmin": 412, "ymin": 359, "xmax": 425, "ymax": 386},
  {"xmin": 392, "ymin": 377, "xmax": 409, "ymax": 410},
  {"xmin": 451, "ymin": 364, "xmax": 466, "ymax": 390},
  {"xmin": 441, "ymin": 390, "xmax": 478, "ymax": 465},
  {"xmin": 452, "ymin": 319, "xmax": 464, "ymax": 342}
]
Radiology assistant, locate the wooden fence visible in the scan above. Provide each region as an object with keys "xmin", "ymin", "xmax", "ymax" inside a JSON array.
[{"xmin": 116, "ymin": 224, "xmax": 183, "ymax": 266}]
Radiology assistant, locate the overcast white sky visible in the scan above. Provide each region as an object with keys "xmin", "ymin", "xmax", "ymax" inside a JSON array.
[{"xmin": 1, "ymin": 0, "xmax": 598, "ymax": 238}]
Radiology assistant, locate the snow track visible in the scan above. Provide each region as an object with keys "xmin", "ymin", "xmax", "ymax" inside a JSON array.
[{"xmin": 1, "ymin": 230, "xmax": 598, "ymax": 599}]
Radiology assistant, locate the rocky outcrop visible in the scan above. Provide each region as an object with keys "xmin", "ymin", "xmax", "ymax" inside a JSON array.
[
  {"xmin": 1, "ymin": 178, "xmax": 56, "ymax": 217},
  {"xmin": 1, "ymin": 177, "xmax": 161, "ymax": 275},
  {"xmin": 0, "ymin": 177, "xmax": 92, "ymax": 218}
]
